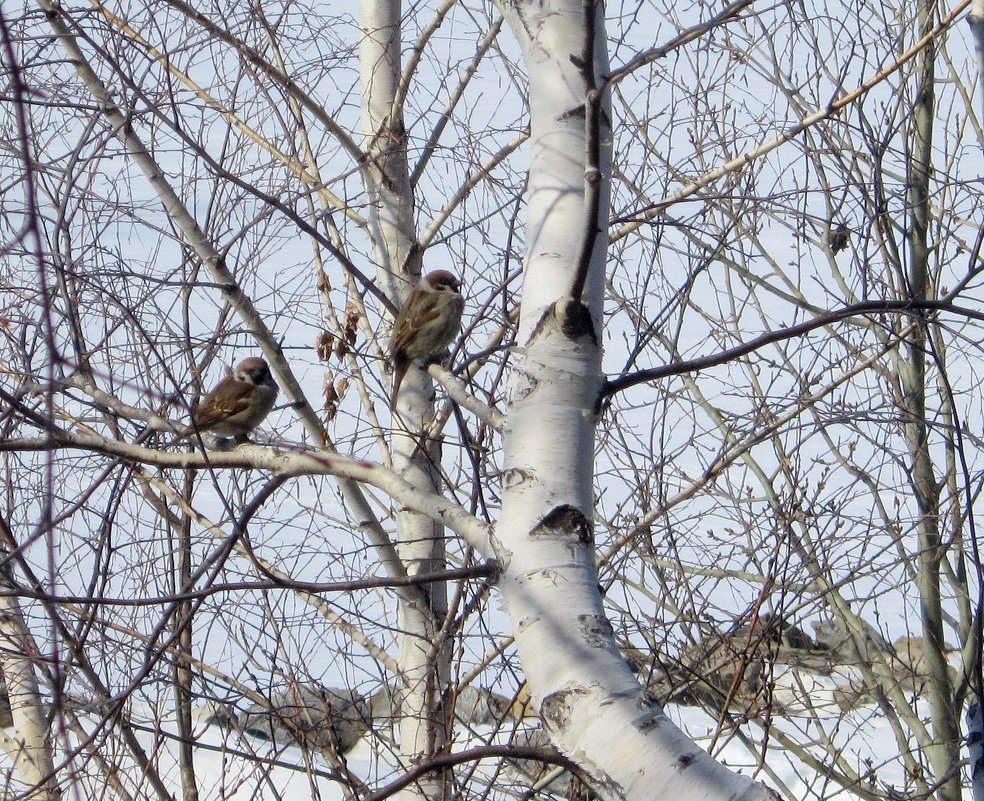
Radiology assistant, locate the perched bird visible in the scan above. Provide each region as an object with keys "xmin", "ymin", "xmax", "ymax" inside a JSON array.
[
  {"xmin": 204, "ymin": 681, "xmax": 519, "ymax": 757},
  {"xmin": 812, "ymin": 617, "xmax": 894, "ymax": 662},
  {"xmin": 389, "ymin": 270, "xmax": 464, "ymax": 404},
  {"xmin": 186, "ymin": 357, "xmax": 279, "ymax": 441},
  {"xmin": 827, "ymin": 222, "xmax": 850, "ymax": 254},
  {"xmin": 241, "ymin": 685, "xmax": 372, "ymax": 755}
]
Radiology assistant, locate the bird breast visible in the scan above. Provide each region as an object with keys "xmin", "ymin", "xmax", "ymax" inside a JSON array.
[{"xmin": 403, "ymin": 292, "xmax": 464, "ymax": 360}]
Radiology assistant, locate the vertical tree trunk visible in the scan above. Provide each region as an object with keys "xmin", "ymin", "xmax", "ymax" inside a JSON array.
[
  {"xmin": 968, "ymin": 703, "xmax": 984, "ymax": 801},
  {"xmin": 360, "ymin": 1, "xmax": 450, "ymax": 797},
  {"xmin": 172, "ymin": 477, "xmax": 199, "ymax": 801},
  {"xmin": 901, "ymin": 2, "xmax": 961, "ymax": 798},
  {"xmin": 0, "ymin": 539, "xmax": 58, "ymax": 801},
  {"xmin": 492, "ymin": 0, "xmax": 770, "ymax": 798},
  {"xmin": 970, "ymin": 0, "xmax": 984, "ymax": 121}
]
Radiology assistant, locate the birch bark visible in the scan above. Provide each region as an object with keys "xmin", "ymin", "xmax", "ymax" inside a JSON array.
[
  {"xmin": 896, "ymin": 2, "xmax": 961, "ymax": 797},
  {"xmin": 0, "ymin": 552, "xmax": 58, "ymax": 801},
  {"xmin": 361, "ymin": 1, "xmax": 451, "ymax": 797},
  {"xmin": 492, "ymin": 0, "xmax": 773, "ymax": 797}
]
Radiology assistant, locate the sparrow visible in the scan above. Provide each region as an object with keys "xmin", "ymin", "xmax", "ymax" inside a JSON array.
[
  {"xmin": 186, "ymin": 357, "xmax": 279, "ymax": 441},
  {"xmin": 828, "ymin": 222, "xmax": 850, "ymax": 254},
  {"xmin": 389, "ymin": 270, "xmax": 464, "ymax": 404}
]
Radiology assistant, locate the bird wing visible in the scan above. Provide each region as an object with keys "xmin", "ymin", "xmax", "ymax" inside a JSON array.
[
  {"xmin": 194, "ymin": 384, "xmax": 254, "ymax": 428},
  {"xmin": 389, "ymin": 292, "xmax": 442, "ymax": 355}
]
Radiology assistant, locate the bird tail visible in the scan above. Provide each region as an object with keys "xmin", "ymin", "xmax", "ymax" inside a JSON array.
[{"xmin": 390, "ymin": 355, "xmax": 409, "ymax": 409}]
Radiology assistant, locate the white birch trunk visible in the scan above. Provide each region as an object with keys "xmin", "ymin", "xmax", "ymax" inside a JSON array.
[
  {"xmin": 360, "ymin": 1, "xmax": 450, "ymax": 797},
  {"xmin": 968, "ymin": 703, "xmax": 984, "ymax": 801},
  {"xmin": 360, "ymin": 0, "xmax": 417, "ymax": 292},
  {"xmin": 971, "ymin": 0, "xmax": 984, "ymax": 121},
  {"xmin": 493, "ymin": 1, "xmax": 772, "ymax": 798},
  {"xmin": 0, "ymin": 564, "xmax": 58, "ymax": 801}
]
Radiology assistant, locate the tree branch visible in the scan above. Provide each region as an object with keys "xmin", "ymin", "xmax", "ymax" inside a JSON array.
[
  {"xmin": 365, "ymin": 745, "xmax": 578, "ymax": 801},
  {"xmin": 610, "ymin": 0, "xmax": 971, "ymax": 239},
  {"xmin": 0, "ymin": 430, "xmax": 492, "ymax": 554},
  {"xmin": 600, "ymin": 299, "xmax": 984, "ymax": 401}
]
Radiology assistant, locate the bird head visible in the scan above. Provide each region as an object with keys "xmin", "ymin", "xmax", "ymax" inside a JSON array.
[
  {"xmin": 234, "ymin": 357, "xmax": 272, "ymax": 385},
  {"xmin": 422, "ymin": 270, "xmax": 461, "ymax": 294}
]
